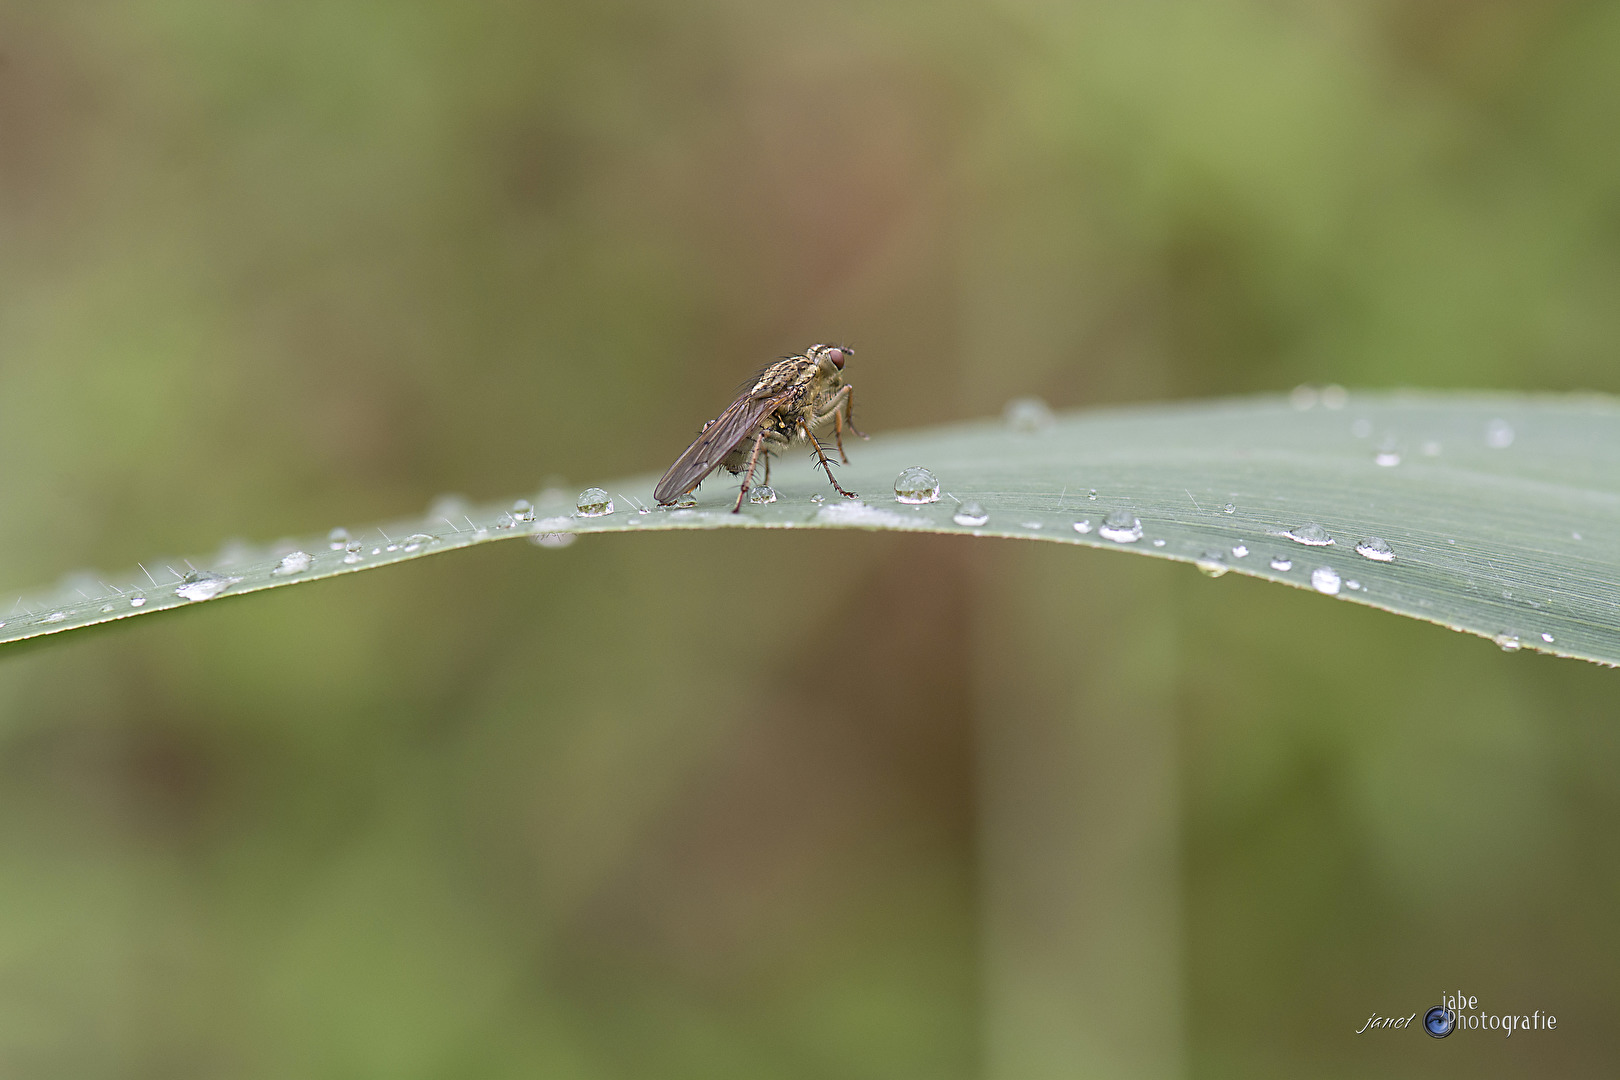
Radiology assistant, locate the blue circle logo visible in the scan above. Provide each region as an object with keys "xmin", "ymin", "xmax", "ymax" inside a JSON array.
[{"xmin": 1424, "ymin": 1007, "xmax": 1454, "ymax": 1038}]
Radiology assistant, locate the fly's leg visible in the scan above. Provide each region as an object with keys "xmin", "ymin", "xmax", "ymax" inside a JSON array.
[
  {"xmin": 802, "ymin": 421, "xmax": 858, "ymax": 499},
  {"xmin": 811, "ymin": 385, "xmax": 859, "ymax": 464},
  {"xmin": 841, "ymin": 383, "xmax": 866, "ymax": 440},
  {"xmin": 733, "ymin": 430, "xmax": 770, "ymax": 512}
]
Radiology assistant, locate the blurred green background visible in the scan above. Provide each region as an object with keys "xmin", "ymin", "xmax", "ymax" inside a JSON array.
[{"xmin": 2, "ymin": 1, "xmax": 1618, "ymax": 1076}]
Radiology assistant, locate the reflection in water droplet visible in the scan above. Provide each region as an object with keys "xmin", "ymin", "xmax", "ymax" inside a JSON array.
[
  {"xmin": 1270, "ymin": 556, "xmax": 1292, "ymax": 572},
  {"xmin": 1087, "ymin": 489, "xmax": 1098, "ymax": 500},
  {"xmin": 1354, "ymin": 537, "xmax": 1395, "ymax": 562},
  {"xmin": 511, "ymin": 499, "xmax": 535, "ymax": 523},
  {"xmin": 749, "ymin": 486, "xmax": 777, "ymax": 505},
  {"xmin": 1310, "ymin": 566, "xmax": 1341, "ymax": 595},
  {"xmin": 1321, "ymin": 385, "xmax": 1347, "ymax": 409},
  {"xmin": 1222, "ymin": 503, "xmax": 1236, "ymax": 514},
  {"xmin": 1071, "ymin": 519, "xmax": 1092, "ymax": 534},
  {"xmin": 1374, "ymin": 452, "xmax": 1401, "ymax": 467},
  {"xmin": 401, "ymin": 533, "xmax": 437, "ymax": 552},
  {"xmin": 576, "ymin": 488, "xmax": 614, "ymax": 516},
  {"xmin": 272, "ymin": 551, "xmax": 313, "ymax": 576},
  {"xmin": 328, "ymin": 527, "xmax": 351, "ymax": 551},
  {"xmin": 1196, "ymin": 554, "xmax": 1229, "ymax": 578},
  {"xmin": 1485, "ymin": 419, "xmax": 1514, "ymax": 448},
  {"xmin": 673, "ymin": 492, "xmax": 697, "ymax": 508},
  {"xmin": 1285, "ymin": 523, "xmax": 1335, "ymax": 546},
  {"xmin": 1099, "ymin": 510, "xmax": 1143, "ymax": 543},
  {"xmin": 893, "ymin": 466, "xmax": 941, "ymax": 504},
  {"xmin": 1004, "ymin": 397, "xmax": 1054, "ymax": 432},
  {"xmin": 176, "ymin": 573, "xmax": 240, "ymax": 603},
  {"xmin": 954, "ymin": 502, "xmax": 989, "ymax": 527},
  {"xmin": 1494, "ymin": 632, "xmax": 1522, "ymax": 652},
  {"xmin": 1231, "ymin": 543, "xmax": 1249, "ymax": 558}
]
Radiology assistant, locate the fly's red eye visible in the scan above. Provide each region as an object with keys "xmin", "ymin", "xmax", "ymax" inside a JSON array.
[{"xmin": 828, "ymin": 348, "xmax": 846, "ymax": 369}]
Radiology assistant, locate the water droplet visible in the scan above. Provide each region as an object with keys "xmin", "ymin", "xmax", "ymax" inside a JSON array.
[
  {"xmin": 343, "ymin": 541, "xmax": 364, "ymax": 564},
  {"xmin": 1099, "ymin": 510, "xmax": 1143, "ymax": 543},
  {"xmin": 749, "ymin": 485, "xmax": 777, "ymax": 505},
  {"xmin": 1346, "ymin": 580, "xmax": 1362, "ymax": 591},
  {"xmin": 1087, "ymin": 489, "xmax": 1098, "ymax": 500},
  {"xmin": 1354, "ymin": 537, "xmax": 1395, "ymax": 562},
  {"xmin": 511, "ymin": 499, "xmax": 535, "ymax": 523},
  {"xmin": 1290, "ymin": 385, "xmax": 1319, "ymax": 410},
  {"xmin": 400, "ymin": 533, "xmax": 437, "ymax": 552},
  {"xmin": 1231, "ymin": 543, "xmax": 1249, "ymax": 558},
  {"xmin": 954, "ymin": 502, "xmax": 989, "ymax": 527},
  {"xmin": 893, "ymin": 466, "xmax": 941, "ymax": 504},
  {"xmin": 530, "ymin": 531, "xmax": 576, "ymax": 548},
  {"xmin": 809, "ymin": 494, "xmax": 825, "ymax": 505},
  {"xmin": 272, "ymin": 550, "xmax": 313, "ymax": 576},
  {"xmin": 1541, "ymin": 632, "xmax": 1554, "ymax": 644},
  {"xmin": 1222, "ymin": 503, "xmax": 1236, "ymax": 514},
  {"xmin": 1351, "ymin": 418, "xmax": 1372, "ymax": 438},
  {"xmin": 1284, "ymin": 523, "xmax": 1335, "ymax": 546},
  {"xmin": 1493, "ymin": 632, "xmax": 1522, "ymax": 652},
  {"xmin": 1421, "ymin": 440, "xmax": 1442, "ymax": 456},
  {"xmin": 43, "ymin": 612, "xmax": 66, "ymax": 623},
  {"xmin": 1270, "ymin": 556, "xmax": 1293, "ymax": 572},
  {"xmin": 101, "ymin": 604, "xmax": 115, "ymax": 613},
  {"xmin": 328, "ymin": 527, "xmax": 351, "ymax": 551},
  {"xmin": 1196, "ymin": 553, "xmax": 1229, "ymax": 578},
  {"xmin": 175, "ymin": 572, "xmax": 240, "ymax": 603},
  {"xmin": 1071, "ymin": 519, "xmax": 1092, "ymax": 534},
  {"xmin": 130, "ymin": 595, "xmax": 147, "ymax": 608},
  {"xmin": 1320, "ymin": 384, "xmax": 1348, "ymax": 409},
  {"xmin": 575, "ymin": 488, "xmax": 614, "ymax": 516},
  {"xmin": 1485, "ymin": 419, "xmax": 1515, "ymax": 448},
  {"xmin": 1004, "ymin": 397, "xmax": 1054, "ymax": 433},
  {"xmin": 1310, "ymin": 566, "xmax": 1341, "ymax": 595},
  {"xmin": 1374, "ymin": 452, "xmax": 1401, "ymax": 467},
  {"xmin": 1151, "ymin": 538, "xmax": 1166, "ymax": 547}
]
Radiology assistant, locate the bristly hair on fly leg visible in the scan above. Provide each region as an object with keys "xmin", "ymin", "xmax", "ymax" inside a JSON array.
[{"xmin": 653, "ymin": 344, "xmax": 865, "ymax": 512}]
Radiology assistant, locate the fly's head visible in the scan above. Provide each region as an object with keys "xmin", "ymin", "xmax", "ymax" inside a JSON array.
[{"xmin": 807, "ymin": 343, "xmax": 851, "ymax": 378}]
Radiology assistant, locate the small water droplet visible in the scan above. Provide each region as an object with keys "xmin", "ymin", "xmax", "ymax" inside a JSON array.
[
  {"xmin": 1231, "ymin": 543, "xmax": 1249, "ymax": 558},
  {"xmin": 576, "ymin": 488, "xmax": 614, "ymax": 516},
  {"xmin": 1374, "ymin": 452, "xmax": 1401, "ymax": 467},
  {"xmin": 272, "ymin": 550, "xmax": 314, "ymax": 576},
  {"xmin": 1346, "ymin": 580, "xmax": 1362, "ymax": 591},
  {"xmin": 809, "ymin": 494, "xmax": 825, "ymax": 505},
  {"xmin": 175, "ymin": 572, "xmax": 240, "ymax": 603},
  {"xmin": 954, "ymin": 502, "xmax": 989, "ymax": 527},
  {"xmin": 1290, "ymin": 385, "xmax": 1319, "ymax": 410},
  {"xmin": 511, "ymin": 499, "xmax": 535, "ymax": 523},
  {"xmin": 1421, "ymin": 441, "xmax": 1442, "ymax": 456},
  {"xmin": 749, "ymin": 485, "xmax": 778, "ymax": 505},
  {"xmin": 1151, "ymin": 538, "xmax": 1166, "ymax": 547},
  {"xmin": 1351, "ymin": 418, "xmax": 1372, "ymax": 438},
  {"xmin": 1270, "ymin": 556, "xmax": 1293, "ymax": 571},
  {"xmin": 1099, "ymin": 510, "xmax": 1143, "ymax": 543},
  {"xmin": 1004, "ymin": 397, "xmax": 1054, "ymax": 433},
  {"xmin": 1285, "ymin": 523, "xmax": 1335, "ymax": 546},
  {"xmin": 328, "ymin": 527, "xmax": 351, "ymax": 551},
  {"xmin": 400, "ymin": 533, "xmax": 437, "ymax": 552},
  {"xmin": 1071, "ymin": 519, "xmax": 1092, "ymax": 534},
  {"xmin": 1196, "ymin": 553, "xmax": 1229, "ymax": 578},
  {"xmin": 1222, "ymin": 503, "xmax": 1236, "ymax": 514},
  {"xmin": 1320, "ymin": 384, "xmax": 1348, "ymax": 409},
  {"xmin": 1494, "ymin": 632, "xmax": 1522, "ymax": 652},
  {"xmin": 1541, "ymin": 632, "xmax": 1554, "ymax": 644},
  {"xmin": 43, "ymin": 611, "xmax": 67, "ymax": 623},
  {"xmin": 1310, "ymin": 566, "xmax": 1341, "ymax": 595},
  {"xmin": 893, "ymin": 466, "xmax": 941, "ymax": 504},
  {"xmin": 130, "ymin": 595, "xmax": 147, "ymax": 608},
  {"xmin": 1354, "ymin": 537, "xmax": 1395, "ymax": 562},
  {"xmin": 343, "ymin": 542, "xmax": 364, "ymax": 564},
  {"xmin": 1087, "ymin": 489, "xmax": 1098, "ymax": 500},
  {"xmin": 1485, "ymin": 419, "xmax": 1515, "ymax": 448}
]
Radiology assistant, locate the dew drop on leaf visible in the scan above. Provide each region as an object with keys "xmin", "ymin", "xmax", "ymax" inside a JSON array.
[
  {"xmin": 1099, "ymin": 510, "xmax": 1143, "ymax": 543},
  {"xmin": 893, "ymin": 467, "xmax": 940, "ymax": 504}
]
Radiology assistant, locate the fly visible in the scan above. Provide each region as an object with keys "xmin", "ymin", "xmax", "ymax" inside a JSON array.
[{"xmin": 654, "ymin": 344, "xmax": 865, "ymax": 512}]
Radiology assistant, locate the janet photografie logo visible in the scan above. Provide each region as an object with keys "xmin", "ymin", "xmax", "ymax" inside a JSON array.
[{"xmin": 1355, "ymin": 991, "xmax": 1558, "ymax": 1040}]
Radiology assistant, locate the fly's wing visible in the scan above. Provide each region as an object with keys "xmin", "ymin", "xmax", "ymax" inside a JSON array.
[{"xmin": 654, "ymin": 391, "xmax": 790, "ymax": 503}]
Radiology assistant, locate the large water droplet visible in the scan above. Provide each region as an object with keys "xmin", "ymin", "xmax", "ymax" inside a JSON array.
[
  {"xmin": 1354, "ymin": 537, "xmax": 1395, "ymax": 562},
  {"xmin": 175, "ymin": 572, "xmax": 240, "ymax": 603},
  {"xmin": 1310, "ymin": 566, "xmax": 1341, "ymax": 595},
  {"xmin": 272, "ymin": 551, "xmax": 313, "ymax": 576},
  {"xmin": 1494, "ymin": 632, "xmax": 1522, "ymax": 652},
  {"xmin": 1269, "ymin": 556, "xmax": 1292, "ymax": 571},
  {"xmin": 511, "ymin": 499, "xmax": 535, "ymax": 523},
  {"xmin": 1285, "ymin": 523, "xmax": 1335, "ymax": 546},
  {"xmin": 1485, "ymin": 419, "xmax": 1515, "ymax": 449},
  {"xmin": 576, "ymin": 488, "xmax": 614, "ymax": 516},
  {"xmin": 328, "ymin": 527, "xmax": 351, "ymax": 551},
  {"xmin": 1099, "ymin": 510, "xmax": 1142, "ymax": 543},
  {"xmin": 953, "ymin": 502, "xmax": 989, "ymax": 527},
  {"xmin": 1072, "ymin": 519, "xmax": 1093, "ymax": 534},
  {"xmin": 749, "ymin": 485, "xmax": 778, "ymax": 505},
  {"xmin": 893, "ymin": 466, "xmax": 940, "ymax": 504},
  {"xmin": 1196, "ymin": 553, "xmax": 1229, "ymax": 578},
  {"xmin": 400, "ymin": 533, "xmax": 437, "ymax": 552},
  {"xmin": 1004, "ymin": 397, "xmax": 1054, "ymax": 432}
]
